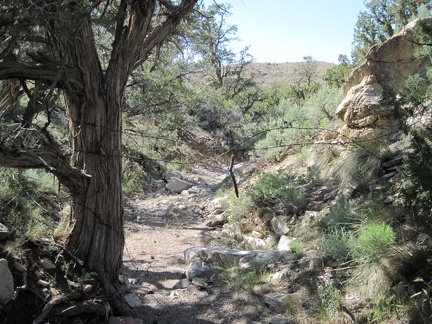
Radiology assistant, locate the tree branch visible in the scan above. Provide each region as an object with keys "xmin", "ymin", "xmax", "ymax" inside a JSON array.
[
  {"xmin": 0, "ymin": 60, "xmax": 82, "ymax": 89},
  {"xmin": 0, "ymin": 145, "xmax": 89, "ymax": 194}
]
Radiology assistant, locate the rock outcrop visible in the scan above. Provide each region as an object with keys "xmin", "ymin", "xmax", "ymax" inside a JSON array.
[
  {"xmin": 0, "ymin": 259, "xmax": 14, "ymax": 305},
  {"xmin": 336, "ymin": 18, "xmax": 431, "ymax": 144}
]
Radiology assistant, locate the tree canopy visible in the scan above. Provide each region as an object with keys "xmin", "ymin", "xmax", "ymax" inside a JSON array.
[{"xmin": 352, "ymin": 0, "xmax": 432, "ymax": 64}]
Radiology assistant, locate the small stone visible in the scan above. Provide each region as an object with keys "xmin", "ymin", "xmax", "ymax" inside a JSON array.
[
  {"xmin": 271, "ymin": 268, "xmax": 290, "ymax": 284},
  {"xmin": 123, "ymin": 292, "xmax": 142, "ymax": 308},
  {"xmin": 383, "ymin": 196, "xmax": 394, "ymax": 204},
  {"xmin": 37, "ymin": 279, "xmax": 50, "ymax": 287},
  {"xmin": 13, "ymin": 262, "xmax": 26, "ymax": 272},
  {"xmin": 191, "ymin": 277, "xmax": 208, "ymax": 289},
  {"xmin": 250, "ymin": 231, "xmax": 264, "ymax": 239},
  {"xmin": 166, "ymin": 177, "xmax": 194, "ymax": 193},
  {"xmin": 83, "ymin": 284, "xmax": 93, "ymax": 292},
  {"xmin": 188, "ymin": 186, "xmax": 202, "ymax": 194},
  {"xmin": 0, "ymin": 223, "xmax": 11, "ymax": 240},
  {"xmin": 271, "ymin": 216, "xmax": 290, "ymax": 236},
  {"xmin": 173, "ymin": 278, "xmax": 191, "ymax": 290},
  {"xmin": 40, "ymin": 258, "xmax": 56, "ymax": 270}
]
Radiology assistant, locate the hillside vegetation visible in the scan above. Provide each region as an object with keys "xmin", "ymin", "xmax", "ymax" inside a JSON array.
[{"xmin": 0, "ymin": 1, "xmax": 432, "ymax": 323}]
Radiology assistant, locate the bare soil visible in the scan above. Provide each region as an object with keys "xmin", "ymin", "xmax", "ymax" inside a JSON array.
[{"xmin": 120, "ymin": 166, "xmax": 284, "ymax": 324}]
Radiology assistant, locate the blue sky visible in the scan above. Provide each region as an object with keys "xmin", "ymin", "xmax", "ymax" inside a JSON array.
[{"xmin": 202, "ymin": 0, "xmax": 366, "ymax": 64}]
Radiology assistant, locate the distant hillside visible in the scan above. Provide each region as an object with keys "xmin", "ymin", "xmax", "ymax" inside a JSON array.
[{"xmin": 246, "ymin": 61, "xmax": 336, "ymax": 87}]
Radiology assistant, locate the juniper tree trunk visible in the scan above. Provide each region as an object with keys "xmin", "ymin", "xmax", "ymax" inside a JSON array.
[
  {"xmin": 58, "ymin": 18, "xmax": 125, "ymax": 285},
  {"xmin": 0, "ymin": 0, "xmax": 198, "ymax": 292}
]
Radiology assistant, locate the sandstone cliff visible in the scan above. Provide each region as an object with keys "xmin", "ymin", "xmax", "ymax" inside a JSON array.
[{"xmin": 336, "ymin": 18, "xmax": 431, "ymax": 144}]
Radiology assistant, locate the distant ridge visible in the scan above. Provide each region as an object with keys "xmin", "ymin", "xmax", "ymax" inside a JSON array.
[{"xmin": 246, "ymin": 61, "xmax": 335, "ymax": 87}]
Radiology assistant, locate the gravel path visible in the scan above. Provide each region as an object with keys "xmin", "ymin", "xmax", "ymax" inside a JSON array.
[{"xmin": 120, "ymin": 166, "xmax": 271, "ymax": 323}]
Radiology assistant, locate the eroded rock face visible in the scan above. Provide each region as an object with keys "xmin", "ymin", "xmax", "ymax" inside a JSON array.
[
  {"xmin": 344, "ymin": 19, "xmax": 430, "ymax": 94},
  {"xmin": 336, "ymin": 75, "xmax": 400, "ymax": 143},
  {"xmin": 337, "ymin": 18, "xmax": 431, "ymax": 143}
]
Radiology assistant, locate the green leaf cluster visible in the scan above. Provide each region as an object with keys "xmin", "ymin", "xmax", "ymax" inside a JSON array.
[
  {"xmin": 248, "ymin": 172, "xmax": 307, "ymax": 215},
  {"xmin": 352, "ymin": 0, "xmax": 432, "ymax": 64}
]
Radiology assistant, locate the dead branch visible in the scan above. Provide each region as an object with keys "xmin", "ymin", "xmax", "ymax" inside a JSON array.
[{"xmin": 33, "ymin": 291, "xmax": 82, "ymax": 324}]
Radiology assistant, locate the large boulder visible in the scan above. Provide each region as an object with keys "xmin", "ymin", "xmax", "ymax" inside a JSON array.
[
  {"xmin": 166, "ymin": 177, "xmax": 194, "ymax": 193},
  {"xmin": 336, "ymin": 75, "xmax": 400, "ymax": 143},
  {"xmin": 337, "ymin": 18, "xmax": 431, "ymax": 144},
  {"xmin": 344, "ymin": 18, "xmax": 431, "ymax": 94}
]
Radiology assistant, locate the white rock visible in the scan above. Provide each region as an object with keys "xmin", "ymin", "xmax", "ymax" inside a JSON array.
[
  {"xmin": 188, "ymin": 186, "xmax": 202, "ymax": 194},
  {"xmin": 37, "ymin": 279, "xmax": 50, "ymax": 287},
  {"xmin": 83, "ymin": 284, "xmax": 93, "ymax": 292},
  {"xmin": 277, "ymin": 235, "xmax": 296, "ymax": 251},
  {"xmin": 0, "ymin": 223, "xmax": 11, "ymax": 240},
  {"xmin": 242, "ymin": 236, "xmax": 267, "ymax": 250},
  {"xmin": 271, "ymin": 268, "xmax": 290, "ymax": 284},
  {"xmin": 166, "ymin": 177, "xmax": 194, "ymax": 194},
  {"xmin": 250, "ymin": 231, "xmax": 264, "ymax": 239},
  {"xmin": 271, "ymin": 216, "xmax": 290, "ymax": 236}
]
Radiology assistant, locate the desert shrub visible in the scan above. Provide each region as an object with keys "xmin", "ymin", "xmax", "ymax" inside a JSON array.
[
  {"xmin": 122, "ymin": 160, "xmax": 144, "ymax": 195},
  {"xmin": 225, "ymin": 194, "xmax": 254, "ymax": 223},
  {"xmin": 321, "ymin": 196, "xmax": 355, "ymax": 231},
  {"xmin": 291, "ymin": 240, "xmax": 305, "ymax": 255},
  {"xmin": 250, "ymin": 86, "xmax": 344, "ymax": 161},
  {"xmin": 320, "ymin": 228, "xmax": 356, "ymax": 261},
  {"xmin": 0, "ymin": 168, "xmax": 60, "ymax": 243},
  {"xmin": 354, "ymin": 222, "xmax": 396, "ymax": 263},
  {"xmin": 334, "ymin": 146, "xmax": 383, "ymax": 192},
  {"xmin": 248, "ymin": 172, "xmax": 307, "ymax": 215},
  {"xmin": 402, "ymin": 126, "xmax": 432, "ymax": 227}
]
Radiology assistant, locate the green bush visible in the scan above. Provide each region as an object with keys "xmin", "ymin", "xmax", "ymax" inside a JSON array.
[
  {"xmin": 322, "ymin": 196, "xmax": 355, "ymax": 231},
  {"xmin": 224, "ymin": 193, "xmax": 254, "ymax": 223},
  {"xmin": 354, "ymin": 223, "xmax": 396, "ymax": 263},
  {"xmin": 320, "ymin": 228, "xmax": 356, "ymax": 261},
  {"xmin": 402, "ymin": 126, "xmax": 432, "ymax": 227},
  {"xmin": 248, "ymin": 172, "xmax": 307, "ymax": 215},
  {"xmin": 291, "ymin": 240, "xmax": 305, "ymax": 255}
]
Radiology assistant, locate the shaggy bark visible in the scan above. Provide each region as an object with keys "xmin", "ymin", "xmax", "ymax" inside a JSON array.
[{"xmin": 0, "ymin": 0, "xmax": 198, "ymax": 291}]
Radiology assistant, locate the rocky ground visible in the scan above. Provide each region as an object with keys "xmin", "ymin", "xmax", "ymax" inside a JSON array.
[{"xmin": 115, "ymin": 164, "xmax": 303, "ymax": 324}]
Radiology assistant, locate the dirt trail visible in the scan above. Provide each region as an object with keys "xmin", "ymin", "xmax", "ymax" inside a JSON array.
[{"xmin": 120, "ymin": 166, "xmax": 268, "ymax": 323}]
